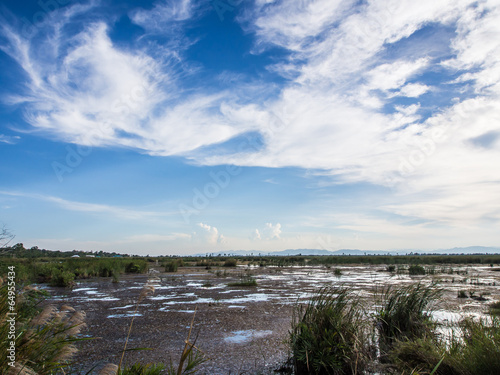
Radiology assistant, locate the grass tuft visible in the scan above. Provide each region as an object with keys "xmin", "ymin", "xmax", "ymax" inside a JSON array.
[
  {"xmin": 290, "ymin": 286, "xmax": 370, "ymax": 374},
  {"xmin": 227, "ymin": 277, "xmax": 257, "ymax": 287}
]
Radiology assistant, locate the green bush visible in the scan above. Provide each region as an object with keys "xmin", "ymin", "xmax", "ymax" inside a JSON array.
[
  {"xmin": 223, "ymin": 258, "xmax": 237, "ymax": 267},
  {"xmin": 125, "ymin": 262, "xmax": 142, "ymax": 274},
  {"xmin": 50, "ymin": 270, "xmax": 76, "ymax": 288},
  {"xmin": 409, "ymin": 264, "xmax": 426, "ymax": 275},
  {"xmin": 165, "ymin": 261, "xmax": 178, "ymax": 273}
]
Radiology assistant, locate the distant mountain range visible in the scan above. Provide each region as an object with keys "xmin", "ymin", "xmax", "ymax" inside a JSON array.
[{"xmin": 195, "ymin": 246, "xmax": 500, "ymax": 257}]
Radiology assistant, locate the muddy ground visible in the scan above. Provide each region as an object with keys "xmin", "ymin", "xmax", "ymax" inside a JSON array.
[{"xmin": 42, "ymin": 264, "xmax": 500, "ymax": 374}]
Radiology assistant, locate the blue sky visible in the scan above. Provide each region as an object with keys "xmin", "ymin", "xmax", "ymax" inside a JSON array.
[{"xmin": 1, "ymin": 0, "xmax": 499, "ymax": 255}]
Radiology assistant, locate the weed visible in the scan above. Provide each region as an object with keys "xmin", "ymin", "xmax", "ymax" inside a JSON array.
[
  {"xmin": 165, "ymin": 261, "xmax": 179, "ymax": 273},
  {"xmin": 408, "ymin": 265, "xmax": 426, "ymax": 276},
  {"xmin": 0, "ymin": 282, "xmax": 87, "ymax": 374},
  {"xmin": 376, "ymin": 283, "xmax": 440, "ymax": 357},
  {"xmin": 290, "ymin": 286, "xmax": 370, "ymax": 374}
]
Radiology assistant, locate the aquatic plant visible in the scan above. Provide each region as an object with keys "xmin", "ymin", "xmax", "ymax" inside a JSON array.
[
  {"xmin": 408, "ymin": 264, "xmax": 426, "ymax": 275},
  {"xmin": 376, "ymin": 282, "xmax": 440, "ymax": 357},
  {"xmin": 227, "ymin": 276, "xmax": 257, "ymax": 287},
  {"xmin": 290, "ymin": 286, "xmax": 370, "ymax": 374}
]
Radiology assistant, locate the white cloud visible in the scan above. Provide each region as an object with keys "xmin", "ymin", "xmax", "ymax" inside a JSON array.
[
  {"xmin": 0, "ymin": 190, "xmax": 172, "ymax": 220},
  {"xmin": 399, "ymin": 83, "xmax": 431, "ymax": 97},
  {"xmin": 0, "ymin": 134, "xmax": 20, "ymax": 144},
  {"xmin": 364, "ymin": 58, "xmax": 429, "ymax": 92},
  {"xmin": 251, "ymin": 223, "xmax": 282, "ymax": 240},
  {"xmin": 195, "ymin": 223, "xmax": 225, "ymax": 245},
  {"xmin": 263, "ymin": 222, "xmax": 282, "ymax": 240},
  {"xmin": 130, "ymin": 0, "xmax": 194, "ymax": 28},
  {"xmin": 0, "ymin": 16, "xmax": 246, "ymax": 156},
  {"xmin": 250, "ymin": 229, "xmax": 261, "ymax": 241}
]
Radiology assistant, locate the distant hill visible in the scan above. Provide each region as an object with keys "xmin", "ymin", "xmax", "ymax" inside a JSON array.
[{"xmin": 196, "ymin": 246, "xmax": 500, "ymax": 257}]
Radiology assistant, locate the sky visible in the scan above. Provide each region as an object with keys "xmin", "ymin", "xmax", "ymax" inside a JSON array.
[{"xmin": 0, "ymin": 0, "xmax": 499, "ymax": 255}]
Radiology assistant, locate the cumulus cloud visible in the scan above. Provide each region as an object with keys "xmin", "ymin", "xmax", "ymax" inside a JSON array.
[
  {"xmin": 251, "ymin": 223, "xmax": 282, "ymax": 240},
  {"xmin": 195, "ymin": 223, "xmax": 225, "ymax": 244}
]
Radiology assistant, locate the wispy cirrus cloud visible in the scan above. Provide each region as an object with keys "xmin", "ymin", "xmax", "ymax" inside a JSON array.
[
  {"xmin": 0, "ymin": 190, "xmax": 174, "ymax": 220},
  {"xmin": 0, "ymin": 134, "xmax": 20, "ymax": 144}
]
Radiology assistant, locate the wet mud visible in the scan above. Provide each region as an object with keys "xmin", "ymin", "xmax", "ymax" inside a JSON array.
[{"xmin": 42, "ymin": 264, "xmax": 500, "ymax": 374}]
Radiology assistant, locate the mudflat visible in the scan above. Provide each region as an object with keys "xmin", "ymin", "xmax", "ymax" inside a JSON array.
[{"xmin": 41, "ymin": 264, "xmax": 500, "ymax": 374}]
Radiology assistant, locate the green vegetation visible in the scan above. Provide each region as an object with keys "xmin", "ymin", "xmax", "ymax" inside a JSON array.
[
  {"xmin": 287, "ymin": 283, "xmax": 500, "ymax": 374},
  {"xmin": 0, "ymin": 282, "xmax": 87, "ymax": 373},
  {"xmin": 391, "ymin": 317, "xmax": 500, "ymax": 374},
  {"xmin": 223, "ymin": 258, "xmax": 237, "ymax": 267},
  {"xmin": 227, "ymin": 276, "xmax": 257, "ymax": 287},
  {"xmin": 290, "ymin": 287, "xmax": 370, "ymax": 374},
  {"xmin": 0, "ymin": 257, "xmax": 148, "ymax": 287},
  {"xmin": 408, "ymin": 264, "xmax": 426, "ymax": 275},
  {"xmin": 376, "ymin": 283, "xmax": 440, "ymax": 358},
  {"xmin": 164, "ymin": 260, "xmax": 179, "ymax": 272}
]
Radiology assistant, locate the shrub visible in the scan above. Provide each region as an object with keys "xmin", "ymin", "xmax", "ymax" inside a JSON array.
[
  {"xmin": 223, "ymin": 258, "xmax": 237, "ymax": 267},
  {"xmin": 290, "ymin": 287, "xmax": 370, "ymax": 374},
  {"xmin": 164, "ymin": 261, "xmax": 178, "ymax": 273},
  {"xmin": 50, "ymin": 270, "xmax": 76, "ymax": 288},
  {"xmin": 409, "ymin": 264, "xmax": 426, "ymax": 275},
  {"xmin": 386, "ymin": 265, "xmax": 396, "ymax": 273},
  {"xmin": 125, "ymin": 262, "xmax": 142, "ymax": 274}
]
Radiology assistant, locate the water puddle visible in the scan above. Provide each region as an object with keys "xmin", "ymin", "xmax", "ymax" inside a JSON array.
[{"xmin": 224, "ymin": 330, "xmax": 273, "ymax": 344}]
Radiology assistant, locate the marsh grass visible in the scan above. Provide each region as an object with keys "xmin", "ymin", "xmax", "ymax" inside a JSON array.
[
  {"xmin": 408, "ymin": 265, "xmax": 426, "ymax": 276},
  {"xmin": 227, "ymin": 276, "xmax": 257, "ymax": 287},
  {"xmin": 290, "ymin": 286, "xmax": 371, "ymax": 374},
  {"xmin": 390, "ymin": 317, "xmax": 500, "ymax": 375},
  {"xmin": 376, "ymin": 283, "xmax": 440, "ymax": 358},
  {"xmin": 0, "ymin": 281, "xmax": 87, "ymax": 374}
]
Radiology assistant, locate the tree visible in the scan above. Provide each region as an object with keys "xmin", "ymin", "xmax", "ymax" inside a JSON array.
[{"xmin": 0, "ymin": 224, "xmax": 15, "ymax": 249}]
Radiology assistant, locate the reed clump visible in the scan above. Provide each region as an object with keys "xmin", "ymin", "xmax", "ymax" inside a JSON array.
[{"xmin": 290, "ymin": 286, "xmax": 371, "ymax": 374}]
